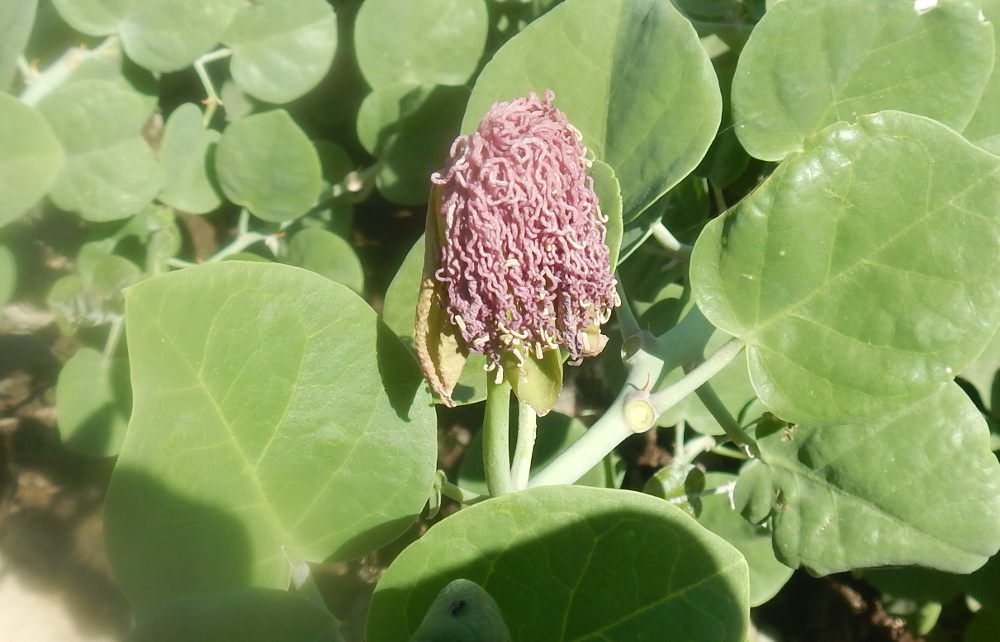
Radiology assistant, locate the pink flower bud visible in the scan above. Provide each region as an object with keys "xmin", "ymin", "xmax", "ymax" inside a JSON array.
[{"xmin": 430, "ymin": 90, "xmax": 619, "ymax": 374}]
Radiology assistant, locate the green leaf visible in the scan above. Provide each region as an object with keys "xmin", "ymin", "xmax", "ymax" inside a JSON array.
[
  {"xmin": 696, "ymin": 473, "xmax": 793, "ymax": 607},
  {"xmin": 132, "ymin": 587, "xmax": 343, "ymax": 642},
  {"xmin": 50, "ymin": 0, "xmax": 131, "ymax": 35},
  {"xmin": 382, "ymin": 234, "xmax": 488, "ymax": 406},
  {"xmin": 56, "ymin": 347, "xmax": 130, "ymax": 457},
  {"xmin": 158, "ymin": 103, "xmax": 223, "ymax": 214},
  {"xmin": 964, "ymin": 0, "xmax": 1000, "ymax": 153},
  {"xmin": 215, "ymin": 110, "xmax": 321, "ymax": 222},
  {"xmin": 0, "ymin": 0, "xmax": 36, "ymax": 91},
  {"xmin": 106, "ymin": 262, "xmax": 437, "ymax": 609},
  {"xmin": 356, "ymin": 83, "xmax": 433, "ymax": 156},
  {"xmin": 463, "ymin": 0, "xmax": 722, "ymax": 221},
  {"xmin": 223, "ymin": 0, "xmax": 337, "ymax": 104},
  {"xmin": 590, "ymin": 159, "xmax": 623, "ymax": 268},
  {"xmin": 375, "ymin": 85, "xmax": 469, "ymax": 206},
  {"xmin": 644, "ymin": 463, "xmax": 706, "ymax": 518},
  {"xmin": 458, "ymin": 411, "xmax": 624, "ymax": 495},
  {"xmin": 354, "ymin": 0, "xmax": 488, "ymax": 88},
  {"xmin": 283, "ymin": 228, "xmax": 363, "ymax": 294},
  {"xmin": 37, "ymin": 79, "xmax": 161, "ymax": 221},
  {"xmin": 367, "ymin": 486, "xmax": 749, "ymax": 641},
  {"xmin": 410, "ymin": 579, "xmax": 512, "ymax": 642},
  {"xmin": 691, "ymin": 111, "xmax": 1000, "ymax": 425},
  {"xmin": 732, "ymin": 0, "xmax": 995, "ymax": 161},
  {"xmin": 0, "ymin": 93, "xmax": 63, "ymax": 226},
  {"xmin": 734, "ymin": 384, "xmax": 1000, "ymax": 575},
  {"xmin": 501, "ymin": 348, "xmax": 562, "ymax": 416},
  {"xmin": 0, "ymin": 245, "xmax": 15, "ymax": 306}
]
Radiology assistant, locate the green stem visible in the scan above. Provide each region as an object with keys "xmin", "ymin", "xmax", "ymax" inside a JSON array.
[
  {"xmin": 483, "ymin": 378, "xmax": 513, "ymax": 496},
  {"xmin": 510, "ymin": 401, "xmax": 537, "ymax": 491},
  {"xmin": 649, "ymin": 338, "xmax": 744, "ymax": 415},
  {"xmin": 101, "ymin": 315, "xmax": 124, "ymax": 362},
  {"xmin": 439, "ymin": 478, "xmax": 486, "ymax": 505},
  {"xmin": 649, "ymin": 221, "xmax": 693, "ymax": 258},
  {"xmin": 688, "ymin": 378, "xmax": 759, "ymax": 457},
  {"xmin": 20, "ymin": 37, "xmax": 119, "ymax": 106},
  {"xmin": 193, "ymin": 48, "xmax": 232, "ymax": 126},
  {"xmin": 674, "ymin": 435, "xmax": 716, "ymax": 466}
]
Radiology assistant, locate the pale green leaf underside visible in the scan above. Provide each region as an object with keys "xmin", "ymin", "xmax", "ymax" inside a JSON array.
[
  {"xmin": 0, "ymin": 0, "xmax": 35, "ymax": 91},
  {"xmin": 106, "ymin": 262, "xmax": 437, "ymax": 609},
  {"xmin": 367, "ymin": 486, "xmax": 749, "ymax": 641},
  {"xmin": 0, "ymin": 93, "xmax": 63, "ymax": 226},
  {"xmin": 37, "ymin": 79, "xmax": 162, "ymax": 222},
  {"xmin": 463, "ymin": 0, "xmax": 721, "ymax": 222},
  {"xmin": 692, "ymin": 111, "xmax": 1000, "ymax": 425},
  {"xmin": 224, "ymin": 0, "xmax": 337, "ymax": 104},
  {"xmin": 735, "ymin": 384, "xmax": 1000, "ymax": 575},
  {"xmin": 733, "ymin": 0, "xmax": 995, "ymax": 161}
]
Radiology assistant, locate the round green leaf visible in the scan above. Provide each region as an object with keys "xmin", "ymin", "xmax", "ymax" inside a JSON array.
[
  {"xmin": 732, "ymin": 0, "xmax": 995, "ymax": 161},
  {"xmin": 56, "ymin": 347, "xmax": 131, "ymax": 457},
  {"xmin": 106, "ymin": 262, "xmax": 437, "ymax": 609},
  {"xmin": 375, "ymin": 85, "xmax": 469, "ymax": 206},
  {"xmin": 215, "ymin": 110, "xmax": 321, "ymax": 222},
  {"xmin": 132, "ymin": 587, "xmax": 342, "ymax": 642},
  {"xmin": 734, "ymin": 384, "xmax": 1000, "ymax": 575},
  {"xmin": 691, "ymin": 111, "xmax": 1000, "ymax": 425},
  {"xmin": 223, "ymin": 0, "xmax": 337, "ymax": 104},
  {"xmin": 50, "ymin": 0, "xmax": 132, "ymax": 35},
  {"xmin": 382, "ymin": 234, "xmax": 488, "ymax": 405},
  {"xmin": 458, "ymin": 411, "xmax": 623, "ymax": 495},
  {"xmin": 963, "ymin": 0, "xmax": 1000, "ymax": 153},
  {"xmin": 158, "ymin": 103, "xmax": 223, "ymax": 214},
  {"xmin": 283, "ymin": 228, "xmax": 363, "ymax": 294},
  {"xmin": 0, "ymin": 94, "xmax": 63, "ymax": 226},
  {"xmin": 463, "ymin": 0, "xmax": 722, "ymax": 222},
  {"xmin": 354, "ymin": 0, "xmax": 488, "ymax": 88},
  {"xmin": 37, "ymin": 79, "xmax": 162, "ymax": 221},
  {"xmin": 0, "ymin": 245, "xmax": 16, "ymax": 306},
  {"xmin": 356, "ymin": 83, "xmax": 436, "ymax": 156},
  {"xmin": 119, "ymin": 0, "xmax": 241, "ymax": 72},
  {"xmin": 697, "ymin": 473, "xmax": 793, "ymax": 607},
  {"xmin": 0, "ymin": 0, "xmax": 36, "ymax": 91},
  {"xmin": 367, "ymin": 486, "xmax": 749, "ymax": 641}
]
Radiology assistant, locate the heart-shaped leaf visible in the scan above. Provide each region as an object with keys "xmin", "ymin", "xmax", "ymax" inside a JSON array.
[
  {"xmin": 37, "ymin": 79, "xmax": 162, "ymax": 222},
  {"xmin": 105, "ymin": 262, "xmax": 437, "ymax": 610},
  {"xmin": 691, "ymin": 111, "xmax": 1000, "ymax": 425},
  {"xmin": 367, "ymin": 486, "xmax": 748, "ymax": 641},
  {"xmin": 464, "ymin": 0, "xmax": 721, "ymax": 221},
  {"xmin": 158, "ymin": 103, "xmax": 223, "ymax": 215},
  {"xmin": 734, "ymin": 384, "xmax": 1000, "ymax": 575},
  {"xmin": 732, "ymin": 0, "xmax": 995, "ymax": 161}
]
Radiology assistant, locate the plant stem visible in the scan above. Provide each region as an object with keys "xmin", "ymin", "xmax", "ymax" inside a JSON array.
[
  {"xmin": 674, "ymin": 435, "xmax": 717, "ymax": 466},
  {"xmin": 483, "ymin": 378, "xmax": 513, "ymax": 496},
  {"xmin": 101, "ymin": 315, "xmax": 124, "ymax": 361},
  {"xmin": 649, "ymin": 338, "xmax": 744, "ymax": 415},
  {"xmin": 688, "ymin": 378, "xmax": 759, "ymax": 457},
  {"xmin": 193, "ymin": 48, "xmax": 232, "ymax": 126},
  {"xmin": 666, "ymin": 480, "xmax": 736, "ymax": 505},
  {"xmin": 439, "ymin": 479, "xmax": 486, "ymax": 505},
  {"xmin": 510, "ymin": 401, "xmax": 537, "ymax": 490},
  {"xmin": 20, "ymin": 37, "xmax": 119, "ymax": 106},
  {"xmin": 649, "ymin": 221, "xmax": 693, "ymax": 258},
  {"xmin": 527, "ymin": 335, "xmax": 744, "ymax": 488}
]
